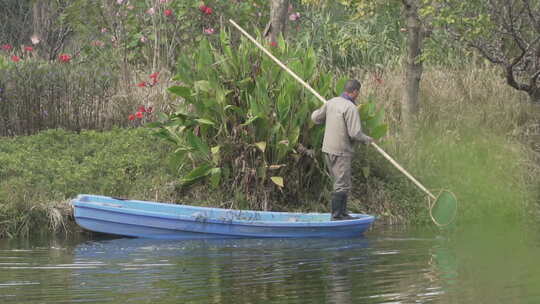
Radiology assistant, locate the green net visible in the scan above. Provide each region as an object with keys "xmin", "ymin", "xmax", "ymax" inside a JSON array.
[{"xmin": 430, "ymin": 190, "xmax": 458, "ymax": 226}]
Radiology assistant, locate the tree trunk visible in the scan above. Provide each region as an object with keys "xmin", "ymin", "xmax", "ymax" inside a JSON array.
[
  {"xmin": 401, "ymin": 0, "xmax": 423, "ymax": 135},
  {"xmin": 529, "ymin": 86, "xmax": 540, "ymax": 103},
  {"xmin": 32, "ymin": 1, "xmax": 72, "ymax": 61},
  {"xmin": 32, "ymin": 1, "xmax": 51, "ymax": 59},
  {"xmin": 265, "ymin": 0, "xmax": 289, "ymax": 44}
]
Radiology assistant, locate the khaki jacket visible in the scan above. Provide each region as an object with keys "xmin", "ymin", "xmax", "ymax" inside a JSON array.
[{"xmin": 311, "ymin": 96, "xmax": 370, "ymax": 156}]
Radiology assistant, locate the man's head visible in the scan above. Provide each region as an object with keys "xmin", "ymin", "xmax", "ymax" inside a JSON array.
[{"xmin": 343, "ymin": 79, "xmax": 361, "ymax": 100}]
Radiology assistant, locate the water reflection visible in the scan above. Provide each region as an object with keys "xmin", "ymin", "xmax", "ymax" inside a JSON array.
[
  {"xmin": 3, "ymin": 226, "xmax": 538, "ymax": 303},
  {"xmin": 72, "ymin": 237, "xmax": 372, "ymax": 303}
]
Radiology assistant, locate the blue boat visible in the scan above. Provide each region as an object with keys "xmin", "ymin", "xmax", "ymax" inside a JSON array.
[{"xmin": 71, "ymin": 194, "xmax": 375, "ymax": 239}]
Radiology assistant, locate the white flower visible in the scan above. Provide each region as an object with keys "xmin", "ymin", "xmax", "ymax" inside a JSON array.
[
  {"xmin": 289, "ymin": 12, "xmax": 300, "ymax": 21},
  {"xmin": 30, "ymin": 35, "xmax": 40, "ymax": 45}
]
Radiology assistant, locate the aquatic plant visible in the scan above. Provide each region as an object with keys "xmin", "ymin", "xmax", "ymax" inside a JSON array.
[{"xmin": 149, "ymin": 31, "xmax": 388, "ymax": 211}]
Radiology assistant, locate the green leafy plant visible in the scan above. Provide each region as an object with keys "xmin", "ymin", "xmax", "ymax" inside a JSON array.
[
  {"xmin": 0, "ymin": 128, "xmax": 176, "ymax": 238},
  {"xmin": 359, "ymin": 94, "xmax": 388, "ymax": 140},
  {"xmin": 150, "ymin": 32, "xmax": 388, "ymax": 210}
]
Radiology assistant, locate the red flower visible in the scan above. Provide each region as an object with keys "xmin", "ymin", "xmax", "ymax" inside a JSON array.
[
  {"xmin": 204, "ymin": 28, "xmax": 215, "ymax": 35},
  {"xmin": 270, "ymin": 41, "xmax": 278, "ymax": 48},
  {"xmin": 11, "ymin": 55, "xmax": 20, "ymax": 62},
  {"xmin": 138, "ymin": 105, "xmax": 147, "ymax": 113},
  {"xmin": 1, "ymin": 44, "xmax": 12, "ymax": 51},
  {"xmin": 128, "ymin": 114, "xmax": 136, "ymax": 121},
  {"xmin": 150, "ymin": 72, "xmax": 159, "ymax": 85},
  {"xmin": 136, "ymin": 82, "xmax": 147, "ymax": 87},
  {"xmin": 24, "ymin": 46, "xmax": 33, "ymax": 52},
  {"xmin": 199, "ymin": 4, "xmax": 212, "ymax": 15},
  {"xmin": 164, "ymin": 9, "xmax": 173, "ymax": 16},
  {"xmin": 136, "ymin": 111, "xmax": 144, "ymax": 119},
  {"xmin": 58, "ymin": 53, "xmax": 71, "ymax": 63}
]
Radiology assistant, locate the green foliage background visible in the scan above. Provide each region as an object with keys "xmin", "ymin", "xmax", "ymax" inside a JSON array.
[
  {"xmin": 0, "ymin": 128, "xmax": 175, "ymax": 237},
  {"xmin": 0, "ymin": 0, "xmax": 539, "ymax": 238},
  {"xmin": 150, "ymin": 32, "xmax": 388, "ymax": 211}
]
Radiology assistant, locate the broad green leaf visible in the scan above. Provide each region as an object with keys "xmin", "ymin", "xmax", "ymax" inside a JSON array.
[
  {"xmin": 335, "ymin": 77, "xmax": 348, "ymax": 95},
  {"xmin": 224, "ymin": 104, "xmax": 243, "ymax": 115},
  {"xmin": 169, "ymin": 149, "xmax": 187, "ymax": 170},
  {"xmin": 180, "ymin": 163, "xmax": 214, "ymax": 185},
  {"xmin": 152, "ymin": 130, "xmax": 178, "ymax": 145},
  {"xmin": 255, "ymin": 142, "xmax": 266, "ymax": 153},
  {"xmin": 317, "ymin": 73, "xmax": 332, "ymax": 98},
  {"xmin": 211, "ymin": 145, "xmax": 220, "ymax": 155},
  {"xmin": 270, "ymin": 176, "xmax": 284, "ymax": 188},
  {"xmin": 168, "ymin": 86, "xmax": 191, "ymax": 98},
  {"xmin": 186, "ymin": 132, "xmax": 210, "ymax": 156},
  {"xmin": 216, "ymin": 89, "xmax": 232, "ymax": 105},
  {"xmin": 211, "ymin": 145, "xmax": 220, "ymax": 164},
  {"xmin": 241, "ymin": 115, "xmax": 260, "ymax": 126},
  {"xmin": 302, "ymin": 48, "xmax": 316, "ymax": 79},
  {"xmin": 370, "ymin": 124, "xmax": 388, "ymax": 139},
  {"xmin": 194, "ymin": 118, "xmax": 215, "ymax": 126},
  {"xmin": 271, "ymin": 122, "xmax": 283, "ymax": 136},
  {"xmin": 145, "ymin": 122, "xmax": 162, "ymax": 128},
  {"xmin": 288, "ymin": 126, "xmax": 300, "ymax": 147},
  {"xmin": 238, "ymin": 77, "xmax": 252, "ymax": 87},
  {"xmin": 209, "ymin": 167, "xmax": 221, "ymax": 188},
  {"xmin": 359, "ymin": 103, "xmax": 370, "ymax": 120},
  {"xmin": 157, "ymin": 112, "xmax": 169, "ymax": 122},
  {"xmin": 194, "ymin": 80, "xmax": 212, "ymax": 93},
  {"xmin": 276, "ymin": 142, "xmax": 290, "ymax": 162},
  {"xmin": 257, "ymin": 165, "xmax": 268, "ymax": 180},
  {"xmin": 197, "ymin": 39, "xmax": 213, "ymax": 71},
  {"xmin": 372, "ymin": 107, "xmax": 385, "ymax": 127}
]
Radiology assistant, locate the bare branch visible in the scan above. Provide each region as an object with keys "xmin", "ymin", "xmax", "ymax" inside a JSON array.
[
  {"xmin": 502, "ymin": 0, "xmax": 528, "ymax": 51},
  {"xmin": 522, "ymin": 0, "xmax": 540, "ymax": 33},
  {"xmin": 513, "ymin": 36, "xmax": 540, "ymax": 65},
  {"xmin": 506, "ymin": 64, "xmax": 530, "ymax": 91},
  {"xmin": 505, "ymin": 36, "xmax": 540, "ymax": 92},
  {"xmin": 533, "ymin": 70, "xmax": 540, "ymax": 83},
  {"xmin": 468, "ymin": 41, "xmax": 505, "ymax": 64}
]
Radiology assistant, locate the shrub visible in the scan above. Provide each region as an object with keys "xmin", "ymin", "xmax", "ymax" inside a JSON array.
[
  {"xmin": 0, "ymin": 57, "xmax": 124, "ymax": 136},
  {"xmin": 150, "ymin": 31, "xmax": 387, "ymax": 211},
  {"xmin": 0, "ymin": 128, "xmax": 175, "ymax": 237}
]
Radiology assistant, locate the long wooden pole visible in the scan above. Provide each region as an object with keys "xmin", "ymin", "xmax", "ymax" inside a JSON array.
[
  {"xmin": 229, "ymin": 19, "xmax": 436, "ymax": 201},
  {"xmin": 369, "ymin": 144, "xmax": 436, "ymax": 200}
]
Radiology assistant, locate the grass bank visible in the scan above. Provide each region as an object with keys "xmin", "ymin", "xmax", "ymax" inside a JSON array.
[
  {"xmin": 0, "ymin": 128, "xmax": 178, "ymax": 238},
  {"xmin": 1, "ymin": 67, "xmax": 539, "ymax": 238},
  {"xmin": 351, "ymin": 66, "xmax": 540, "ymax": 225}
]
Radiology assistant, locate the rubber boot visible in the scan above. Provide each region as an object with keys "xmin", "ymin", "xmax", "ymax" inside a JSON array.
[
  {"xmin": 339, "ymin": 192, "xmax": 357, "ymax": 220},
  {"xmin": 331, "ymin": 192, "xmax": 343, "ymax": 220}
]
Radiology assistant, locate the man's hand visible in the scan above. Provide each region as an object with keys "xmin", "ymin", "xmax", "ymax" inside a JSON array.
[{"xmin": 364, "ymin": 136, "xmax": 374, "ymax": 145}]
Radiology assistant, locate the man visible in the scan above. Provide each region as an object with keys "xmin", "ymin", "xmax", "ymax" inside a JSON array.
[{"xmin": 311, "ymin": 79, "xmax": 373, "ymax": 220}]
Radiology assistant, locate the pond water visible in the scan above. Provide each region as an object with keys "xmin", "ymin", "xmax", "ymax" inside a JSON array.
[{"xmin": 0, "ymin": 225, "xmax": 539, "ymax": 303}]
